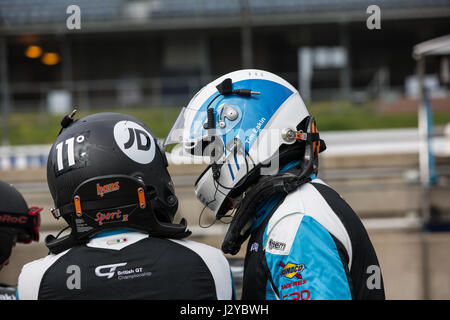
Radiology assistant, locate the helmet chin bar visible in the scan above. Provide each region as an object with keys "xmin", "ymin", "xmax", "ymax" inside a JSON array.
[
  {"xmin": 45, "ymin": 175, "xmax": 190, "ymax": 254},
  {"xmin": 194, "ymin": 136, "xmax": 257, "ymax": 219},
  {"xmin": 220, "ymin": 142, "xmax": 318, "ymax": 255}
]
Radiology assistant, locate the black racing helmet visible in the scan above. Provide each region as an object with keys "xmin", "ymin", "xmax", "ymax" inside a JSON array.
[
  {"xmin": 0, "ymin": 181, "xmax": 29, "ymax": 218},
  {"xmin": 0, "ymin": 181, "xmax": 41, "ymax": 265},
  {"xmin": 46, "ymin": 112, "xmax": 190, "ymax": 254}
]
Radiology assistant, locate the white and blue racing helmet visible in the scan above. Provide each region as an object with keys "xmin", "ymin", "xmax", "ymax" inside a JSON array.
[{"xmin": 164, "ymin": 69, "xmax": 322, "ymax": 219}]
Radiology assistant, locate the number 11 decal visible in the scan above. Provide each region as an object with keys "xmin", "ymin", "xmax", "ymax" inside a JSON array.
[{"xmin": 56, "ymin": 135, "xmax": 85, "ymax": 171}]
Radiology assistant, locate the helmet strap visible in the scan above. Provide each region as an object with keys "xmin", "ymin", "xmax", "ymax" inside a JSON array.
[{"xmin": 221, "ymin": 166, "xmax": 312, "ymax": 255}]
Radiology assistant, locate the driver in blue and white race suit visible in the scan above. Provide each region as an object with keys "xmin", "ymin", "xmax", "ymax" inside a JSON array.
[{"xmin": 164, "ymin": 69, "xmax": 385, "ymax": 300}]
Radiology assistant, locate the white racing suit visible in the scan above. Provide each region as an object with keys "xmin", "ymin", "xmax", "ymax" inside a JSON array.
[
  {"xmin": 241, "ymin": 178, "xmax": 385, "ymax": 300},
  {"xmin": 17, "ymin": 231, "xmax": 234, "ymax": 300}
]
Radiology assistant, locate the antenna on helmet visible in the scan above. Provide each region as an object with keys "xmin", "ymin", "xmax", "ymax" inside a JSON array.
[{"xmin": 58, "ymin": 109, "xmax": 78, "ymax": 136}]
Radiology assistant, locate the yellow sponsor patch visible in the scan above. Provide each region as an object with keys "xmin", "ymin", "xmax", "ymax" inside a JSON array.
[{"xmin": 280, "ymin": 263, "xmax": 306, "ymax": 279}]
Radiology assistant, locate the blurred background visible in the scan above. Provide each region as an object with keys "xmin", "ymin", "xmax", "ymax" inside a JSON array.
[{"xmin": 1, "ymin": 0, "xmax": 450, "ymax": 299}]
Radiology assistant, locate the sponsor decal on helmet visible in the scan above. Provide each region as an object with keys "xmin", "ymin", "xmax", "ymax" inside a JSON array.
[
  {"xmin": 96, "ymin": 181, "xmax": 120, "ymax": 198},
  {"xmin": 113, "ymin": 121, "xmax": 155, "ymax": 164},
  {"xmin": 0, "ymin": 214, "xmax": 28, "ymax": 224},
  {"xmin": 244, "ymin": 117, "xmax": 266, "ymax": 146},
  {"xmin": 54, "ymin": 132, "xmax": 90, "ymax": 174},
  {"xmin": 280, "ymin": 262, "xmax": 306, "ymax": 279}
]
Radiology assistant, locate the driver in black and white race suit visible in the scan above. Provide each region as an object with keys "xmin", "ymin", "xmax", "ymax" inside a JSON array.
[{"xmin": 17, "ymin": 112, "xmax": 234, "ymax": 300}]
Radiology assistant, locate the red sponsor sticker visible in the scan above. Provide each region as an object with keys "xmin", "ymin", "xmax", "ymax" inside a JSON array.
[
  {"xmin": 95, "ymin": 209, "xmax": 127, "ymax": 226},
  {"xmin": 0, "ymin": 214, "xmax": 28, "ymax": 224}
]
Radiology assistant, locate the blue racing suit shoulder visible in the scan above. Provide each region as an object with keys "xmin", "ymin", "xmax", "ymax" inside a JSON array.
[
  {"xmin": 242, "ymin": 179, "xmax": 384, "ymax": 300},
  {"xmin": 263, "ymin": 214, "xmax": 352, "ymax": 300}
]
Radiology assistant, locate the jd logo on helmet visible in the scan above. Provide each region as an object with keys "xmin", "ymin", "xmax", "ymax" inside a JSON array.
[
  {"xmin": 113, "ymin": 121, "xmax": 156, "ymax": 164},
  {"xmin": 124, "ymin": 128, "xmax": 151, "ymax": 151}
]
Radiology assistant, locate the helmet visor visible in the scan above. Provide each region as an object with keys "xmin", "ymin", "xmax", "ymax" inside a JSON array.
[
  {"xmin": 164, "ymin": 107, "xmax": 199, "ymax": 148},
  {"xmin": 163, "ymin": 102, "xmax": 242, "ymax": 156}
]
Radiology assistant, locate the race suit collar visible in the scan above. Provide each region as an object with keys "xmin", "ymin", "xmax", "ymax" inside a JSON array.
[
  {"xmin": 93, "ymin": 229, "xmax": 135, "ymax": 238},
  {"xmin": 250, "ymin": 161, "xmax": 316, "ymax": 232}
]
